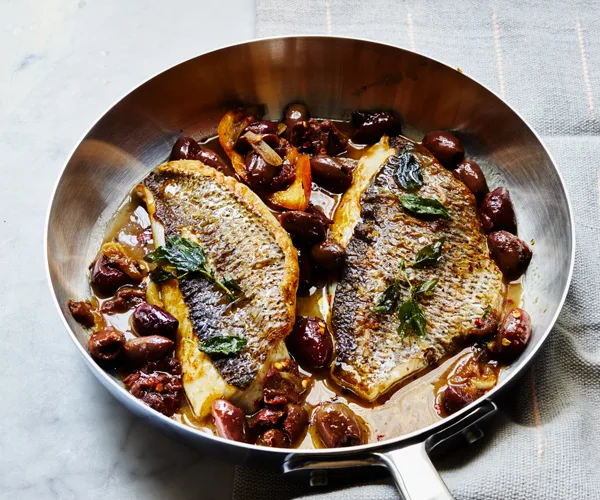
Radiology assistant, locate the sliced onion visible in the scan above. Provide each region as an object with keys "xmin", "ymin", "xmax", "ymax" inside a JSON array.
[
  {"xmin": 243, "ymin": 131, "xmax": 283, "ymax": 166},
  {"xmin": 276, "ymin": 122, "xmax": 287, "ymax": 136}
]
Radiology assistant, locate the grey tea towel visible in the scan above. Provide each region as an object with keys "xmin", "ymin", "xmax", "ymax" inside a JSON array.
[{"xmin": 232, "ymin": 0, "xmax": 600, "ymax": 498}]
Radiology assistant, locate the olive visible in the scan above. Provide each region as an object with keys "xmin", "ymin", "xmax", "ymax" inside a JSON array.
[
  {"xmin": 170, "ymin": 136, "xmax": 202, "ymax": 160},
  {"xmin": 279, "ymin": 211, "xmax": 327, "ymax": 245},
  {"xmin": 324, "ymin": 121, "xmax": 349, "ymax": 156},
  {"xmin": 170, "ymin": 136, "xmax": 233, "ymax": 175},
  {"xmin": 480, "ymin": 187, "xmax": 517, "ymax": 234},
  {"xmin": 237, "ymin": 123, "xmax": 281, "ymax": 154},
  {"xmin": 257, "ymin": 428, "xmax": 289, "ymax": 448},
  {"xmin": 487, "ymin": 231, "xmax": 532, "ymax": 281},
  {"xmin": 283, "ymin": 103, "xmax": 310, "ymax": 140},
  {"xmin": 282, "ymin": 404, "xmax": 309, "ymax": 443},
  {"xmin": 494, "ymin": 308, "xmax": 532, "ymax": 359},
  {"xmin": 90, "ymin": 255, "xmax": 132, "ymax": 296},
  {"xmin": 441, "ymin": 385, "xmax": 475, "ymax": 415},
  {"xmin": 310, "ymin": 238, "xmax": 345, "ymax": 270},
  {"xmin": 212, "ymin": 399, "xmax": 250, "ymax": 443},
  {"xmin": 248, "ymin": 407, "xmax": 285, "ymax": 431},
  {"xmin": 245, "ymin": 151, "xmax": 278, "ymax": 190},
  {"xmin": 245, "ymin": 120, "xmax": 279, "ymax": 136},
  {"xmin": 310, "ymin": 155, "xmax": 353, "ymax": 193},
  {"xmin": 88, "ymin": 326, "xmax": 125, "ymax": 361},
  {"xmin": 131, "ymin": 303, "xmax": 179, "ymax": 338},
  {"xmin": 101, "ymin": 286, "xmax": 146, "ymax": 315},
  {"xmin": 122, "ymin": 335, "xmax": 175, "ymax": 366},
  {"xmin": 297, "ymin": 248, "xmax": 315, "ymax": 295},
  {"xmin": 68, "ymin": 299, "xmax": 95, "ymax": 328},
  {"xmin": 471, "ymin": 309, "xmax": 500, "ymax": 337},
  {"xmin": 351, "ymin": 111, "xmax": 402, "ymax": 144},
  {"xmin": 287, "ymin": 317, "xmax": 333, "ymax": 369},
  {"xmin": 313, "ymin": 403, "xmax": 366, "ymax": 448},
  {"xmin": 453, "ymin": 159, "xmax": 489, "ymax": 199},
  {"xmin": 421, "ymin": 130, "xmax": 464, "ymax": 169}
]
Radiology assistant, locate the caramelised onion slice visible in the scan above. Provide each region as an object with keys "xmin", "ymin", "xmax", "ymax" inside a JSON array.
[
  {"xmin": 219, "ymin": 111, "xmax": 253, "ymax": 151},
  {"xmin": 243, "ymin": 131, "xmax": 283, "ymax": 166}
]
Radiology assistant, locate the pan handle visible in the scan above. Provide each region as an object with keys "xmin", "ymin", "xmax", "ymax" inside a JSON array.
[
  {"xmin": 373, "ymin": 442, "xmax": 452, "ymax": 499},
  {"xmin": 282, "ymin": 400, "xmax": 497, "ymax": 499}
]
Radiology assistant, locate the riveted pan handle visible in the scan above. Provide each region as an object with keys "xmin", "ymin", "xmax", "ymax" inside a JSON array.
[
  {"xmin": 373, "ymin": 442, "xmax": 452, "ymax": 499},
  {"xmin": 373, "ymin": 399, "xmax": 497, "ymax": 499},
  {"xmin": 282, "ymin": 400, "xmax": 497, "ymax": 499}
]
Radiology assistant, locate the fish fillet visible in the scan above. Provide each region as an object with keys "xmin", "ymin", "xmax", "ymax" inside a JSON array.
[
  {"xmin": 330, "ymin": 137, "xmax": 504, "ymax": 402},
  {"xmin": 137, "ymin": 160, "xmax": 298, "ymax": 417}
]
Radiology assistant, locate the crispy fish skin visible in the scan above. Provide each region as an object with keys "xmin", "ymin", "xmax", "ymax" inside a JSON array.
[
  {"xmin": 140, "ymin": 160, "xmax": 298, "ymax": 417},
  {"xmin": 330, "ymin": 137, "xmax": 504, "ymax": 402}
]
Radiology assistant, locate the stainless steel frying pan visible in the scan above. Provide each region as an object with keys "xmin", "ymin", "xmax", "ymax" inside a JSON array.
[{"xmin": 45, "ymin": 36, "xmax": 574, "ymax": 499}]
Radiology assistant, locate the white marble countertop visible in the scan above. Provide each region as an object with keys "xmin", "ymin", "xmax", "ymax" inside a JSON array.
[{"xmin": 1, "ymin": 1, "xmax": 255, "ymax": 498}]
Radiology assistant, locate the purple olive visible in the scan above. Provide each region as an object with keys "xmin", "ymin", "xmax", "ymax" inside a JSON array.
[
  {"xmin": 480, "ymin": 187, "xmax": 517, "ymax": 234},
  {"xmin": 212, "ymin": 399, "xmax": 250, "ymax": 443},
  {"xmin": 90, "ymin": 255, "xmax": 132, "ymax": 296},
  {"xmin": 287, "ymin": 317, "xmax": 333, "ymax": 369},
  {"xmin": 257, "ymin": 428, "xmax": 289, "ymax": 448},
  {"xmin": 313, "ymin": 403, "xmax": 366, "ymax": 448},
  {"xmin": 494, "ymin": 308, "xmax": 532, "ymax": 359},
  {"xmin": 453, "ymin": 159, "xmax": 489, "ymax": 199},
  {"xmin": 487, "ymin": 231, "xmax": 532, "ymax": 281},
  {"xmin": 68, "ymin": 300, "xmax": 96, "ymax": 328},
  {"xmin": 282, "ymin": 404, "xmax": 309, "ymax": 443},
  {"xmin": 351, "ymin": 111, "xmax": 402, "ymax": 144},
  {"xmin": 131, "ymin": 303, "xmax": 179, "ymax": 338},
  {"xmin": 310, "ymin": 155, "xmax": 353, "ymax": 193},
  {"xmin": 442, "ymin": 385, "xmax": 475, "ymax": 414},
  {"xmin": 471, "ymin": 309, "xmax": 500, "ymax": 337},
  {"xmin": 122, "ymin": 335, "xmax": 175, "ymax": 366},
  {"xmin": 284, "ymin": 103, "xmax": 309, "ymax": 136},
  {"xmin": 310, "ymin": 238, "xmax": 345, "ymax": 270},
  {"xmin": 170, "ymin": 136, "xmax": 234, "ymax": 176},
  {"xmin": 297, "ymin": 248, "xmax": 316, "ymax": 296},
  {"xmin": 421, "ymin": 130, "xmax": 464, "ymax": 169},
  {"xmin": 245, "ymin": 120, "xmax": 279, "ymax": 136},
  {"xmin": 245, "ymin": 151, "xmax": 277, "ymax": 189},
  {"xmin": 88, "ymin": 327, "xmax": 125, "ymax": 361},
  {"xmin": 279, "ymin": 211, "xmax": 328, "ymax": 246}
]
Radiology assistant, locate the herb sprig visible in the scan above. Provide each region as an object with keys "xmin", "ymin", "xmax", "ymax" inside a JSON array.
[
  {"xmin": 375, "ymin": 236, "xmax": 447, "ymax": 337},
  {"xmin": 375, "ymin": 260, "xmax": 439, "ymax": 337},
  {"xmin": 145, "ymin": 235, "xmax": 243, "ymax": 302}
]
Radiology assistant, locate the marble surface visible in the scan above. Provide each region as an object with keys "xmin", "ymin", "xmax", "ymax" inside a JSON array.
[{"xmin": 0, "ymin": 1, "xmax": 255, "ymax": 498}]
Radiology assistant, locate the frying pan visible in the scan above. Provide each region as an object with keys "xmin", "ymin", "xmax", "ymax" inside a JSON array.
[{"xmin": 45, "ymin": 36, "xmax": 574, "ymax": 499}]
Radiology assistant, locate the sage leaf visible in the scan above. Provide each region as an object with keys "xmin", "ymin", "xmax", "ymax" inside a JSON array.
[
  {"xmin": 392, "ymin": 150, "xmax": 423, "ymax": 192},
  {"xmin": 414, "ymin": 238, "xmax": 446, "ymax": 267},
  {"xmin": 397, "ymin": 194, "xmax": 450, "ymax": 219},
  {"xmin": 199, "ymin": 335, "xmax": 248, "ymax": 356}
]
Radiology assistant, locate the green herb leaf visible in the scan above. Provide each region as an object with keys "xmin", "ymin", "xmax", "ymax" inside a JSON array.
[
  {"xmin": 482, "ymin": 305, "xmax": 491, "ymax": 318},
  {"xmin": 397, "ymin": 298, "xmax": 427, "ymax": 337},
  {"xmin": 397, "ymin": 194, "xmax": 450, "ymax": 219},
  {"xmin": 415, "ymin": 278, "xmax": 439, "ymax": 297},
  {"xmin": 144, "ymin": 235, "xmax": 207, "ymax": 274},
  {"xmin": 145, "ymin": 235, "xmax": 243, "ymax": 301},
  {"xmin": 414, "ymin": 238, "xmax": 446, "ymax": 268},
  {"xmin": 392, "ymin": 150, "xmax": 424, "ymax": 192},
  {"xmin": 374, "ymin": 280, "xmax": 402, "ymax": 313},
  {"xmin": 149, "ymin": 267, "xmax": 177, "ymax": 283},
  {"xmin": 198, "ymin": 335, "xmax": 248, "ymax": 356}
]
